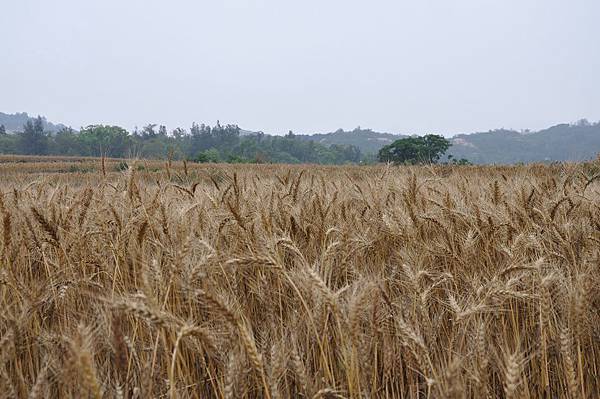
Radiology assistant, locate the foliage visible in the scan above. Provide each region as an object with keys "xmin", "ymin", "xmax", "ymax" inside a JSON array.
[
  {"xmin": 196, "ymin": 148, "xmax": 222, "ymax": 163},
  {"xmin": 18, "ymin": 116, "xmax": 48, "ymax": 155},
  {"xmin": 447, "ymin": 122, "xmax": 600, "ymax": 164},
  {"xmin": 446, "ymin": 154, "xmax": 473, "ymax": 165},
  {"xmin": 3, "ymin": 112, "xmax": 600, "ymax": 164},
  {"xmin": 0, "ymin": 120, "xmax": 364, "ymax": 165},
  {"xmin": 79, "ymin": 125, "xmax": 132, "ymax": 157},
  {"xmin": 277, "ymin": 122, "xmax": 600, "ymax": 164},
  {"xmin": 0, "ymin": 130, "xmax": 18, "ymax": 154},
  {"xmin": 378, "ymin": 134, "xmax": 451, "ymax": 164},
  {"xmin": 234, "ymin": 134, "xmax": 362, "ymax": 164},
  {"xmin": 296, "ymin": 127, "xmax": 403, "ymax": 154}
]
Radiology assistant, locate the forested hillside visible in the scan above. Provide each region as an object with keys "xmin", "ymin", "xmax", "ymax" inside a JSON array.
[
  {"xmin": 292, "ymin": 120, "xmax": 600, "ymax": 164},
  {"xmin": 448, "ymin": 121, "xmax": 600, "ymax": 163},
  {"xmin": 296, "ymin": 127, "xmax": 405, "ymax": 154},
  {"xmin": 298, "ymin": 121, "xmax": 600, "ymax": 164}
]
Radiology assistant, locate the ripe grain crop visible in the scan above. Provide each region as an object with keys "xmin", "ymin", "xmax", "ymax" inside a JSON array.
[{"xmin": 0, "ymin": 158, "xmax": 599, "ymax": 398}]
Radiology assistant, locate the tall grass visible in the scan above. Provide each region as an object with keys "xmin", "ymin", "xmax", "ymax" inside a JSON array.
[{"xmin": 0, "ymin": 159, "xmax": 599, "ymax": 398}]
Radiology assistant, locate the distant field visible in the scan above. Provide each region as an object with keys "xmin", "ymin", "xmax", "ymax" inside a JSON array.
[{"xmin": 0, "ymin": 156, "xmax": 599, "ymax": 398}]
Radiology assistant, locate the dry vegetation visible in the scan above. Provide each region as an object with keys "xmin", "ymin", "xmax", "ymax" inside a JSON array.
[{"xmin": 1, "ymin": 157, "xmax": 600, "ymax": 398}]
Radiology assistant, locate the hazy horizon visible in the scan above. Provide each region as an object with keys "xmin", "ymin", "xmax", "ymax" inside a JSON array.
[{"xmin": 2, "ymin": 0, "xmax": 599, "ymax": 136}]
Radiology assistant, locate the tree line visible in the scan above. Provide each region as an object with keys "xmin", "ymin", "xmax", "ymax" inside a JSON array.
[
  {"xmin": 0, "ymin": 116, "xmax": 459, "ymax": 165},
  {"xmin": 0, "ymin": 117, "xmax": 363, "ymax": 164}
]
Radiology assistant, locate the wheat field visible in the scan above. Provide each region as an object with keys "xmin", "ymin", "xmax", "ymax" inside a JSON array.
[{"xmin": 0, "ymin": 157, "xmax": 599, "ymax": 398}]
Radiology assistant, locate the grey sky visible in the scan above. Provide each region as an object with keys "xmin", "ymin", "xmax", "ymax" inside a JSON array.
[{"xmin": 1, "ymin": 0, "xmax": 599, "ymax": 136}]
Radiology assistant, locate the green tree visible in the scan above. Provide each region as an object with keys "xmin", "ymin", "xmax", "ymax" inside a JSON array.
[
  {"xmin": 378, "ymin": 134, "xmax": 451, "ymax": 164},
  {"xmin": 171, "ymin": 127, "xmax": 186, "ymax": 139},
  {"xmin": 51, "ymin": 127, "xmax": 83, "ymax": 155},
  {"xmin": 196, "ymin": 148, "xmax": 221, "ymax": 163},
  {"xmin": 158, "ymin": 125, "xmax": 168, "ymax": 137},
  {"xmin": 78, "ymin": 125, "xmax": 132, "ymax": 157},
  {"xmin": 0, "ymin": 129, "xmax": 18, "ymax": 154},
  {"xmin": 141, "ymin": 124, "xmax": 157, "ymax": 138},
  {"xmin": 18, "ymin": 116, "xmax": 48, "ymax": 155},
  {"xmin": 446, "ymin": 154, "xmax": 472, "ymax": 165},
  {"xmin": 0, "ymin": 125, "xmax": 6, "ymax": 135}
]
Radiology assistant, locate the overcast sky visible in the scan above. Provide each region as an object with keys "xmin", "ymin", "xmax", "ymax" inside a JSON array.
[{"xmin": 1, "ymin": 0, "xmax": 599, "ymax": 136}]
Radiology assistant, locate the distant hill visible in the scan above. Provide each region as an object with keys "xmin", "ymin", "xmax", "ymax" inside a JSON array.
[
  {"xmin": 293, "ymin": 122, "xmax": 600, "ymax": 164},
  {"xmin": 448, "ymin": 122, "xmax": 600, "ymax": 164},
  {"xmin": 0, "ymin": 112, "xmax": 67, "ymax": 133},
  {"xmin": 296, "ymin": 128, "xmax": 407, "ymax": 154}
]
